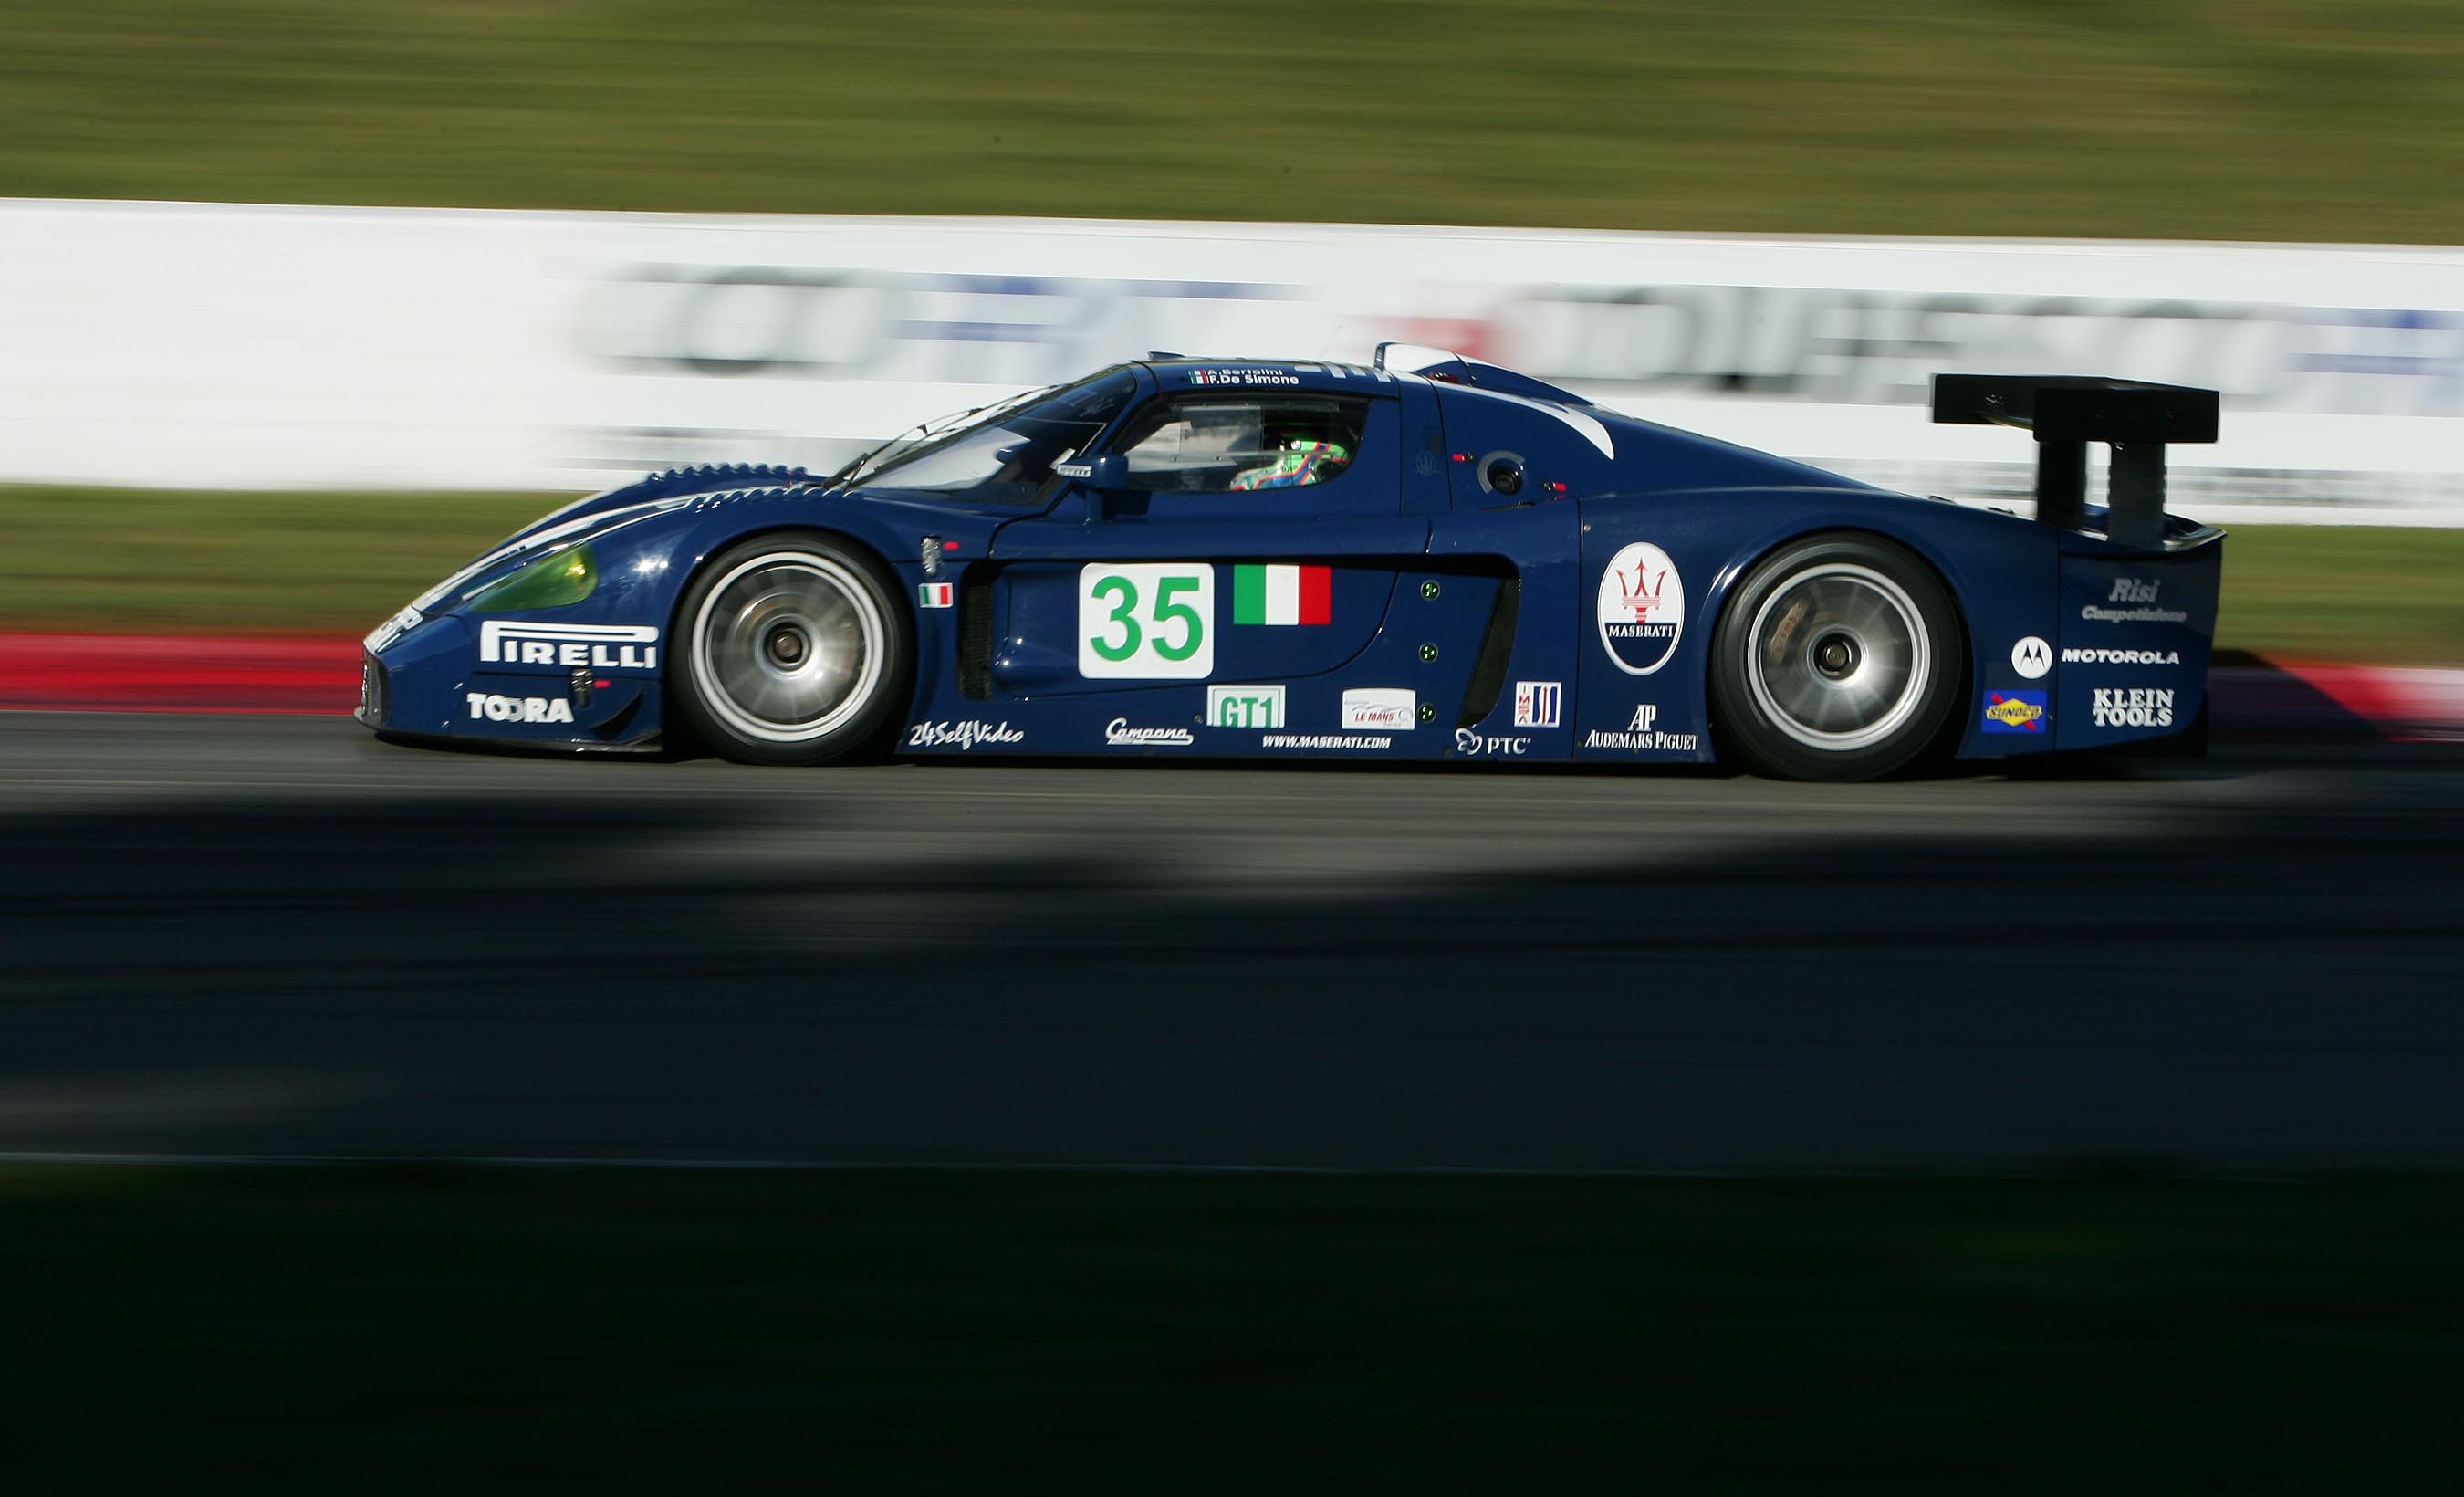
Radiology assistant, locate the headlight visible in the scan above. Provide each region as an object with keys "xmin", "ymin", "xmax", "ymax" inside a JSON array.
[{"xmin": 465, "ymin": 543, "xmax": 598, "ymax": 614}]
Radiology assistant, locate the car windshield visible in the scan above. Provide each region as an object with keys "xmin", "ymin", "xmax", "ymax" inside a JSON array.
[{"xmin": 851, "ymin": 369, "xmax": 1141, "ymax": 503}]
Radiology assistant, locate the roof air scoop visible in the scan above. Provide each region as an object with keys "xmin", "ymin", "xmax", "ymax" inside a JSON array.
[{"xmin": 1373, "ymin": 341, "xmax": 1477, "ymax": 382}]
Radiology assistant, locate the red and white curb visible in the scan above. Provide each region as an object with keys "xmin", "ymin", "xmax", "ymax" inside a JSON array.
[{"xmin": 3, "ymin": 633, "xmax": 2460, "ymax": 744}]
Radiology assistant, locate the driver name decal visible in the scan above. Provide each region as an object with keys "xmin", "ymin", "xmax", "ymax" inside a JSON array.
[{"xmin": 1596, "ymin": 543, "xmax": 1686, "ymax": 676}]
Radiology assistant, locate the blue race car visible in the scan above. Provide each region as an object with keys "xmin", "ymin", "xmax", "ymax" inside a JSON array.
[{"xmin": 359, "ymin": 347, "xmax": 2221, "ymax": 780}]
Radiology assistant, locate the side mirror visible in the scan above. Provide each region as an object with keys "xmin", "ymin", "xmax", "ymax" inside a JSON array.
[{"xmin": 1052, "ymin": 454, "xmax": 1129, "ymax": 489}]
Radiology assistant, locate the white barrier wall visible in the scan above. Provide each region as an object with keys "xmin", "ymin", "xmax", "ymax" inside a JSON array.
[{"xmin": 3, "ymin": 198, "xmax": 2460, "ymax": 523}]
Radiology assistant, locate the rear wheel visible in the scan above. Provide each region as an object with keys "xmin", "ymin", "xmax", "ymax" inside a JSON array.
[
  {"xmin": 1709, "ymin": 532, "xmax": 1961, "ymax": 780},
  {"xmin": 671, "ymin": 532, "xmax": 909, "ymax": 765}
]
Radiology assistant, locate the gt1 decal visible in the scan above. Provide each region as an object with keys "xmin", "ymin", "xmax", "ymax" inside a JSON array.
[
  {"xmin": 2010, "ymin": 636, "xmax": 2052, "ymax": 679},
  {"xmin": 918, "ymin": 581, "xmax": 954, "ymax": 608},
  {"xmin": 1596, "ymin": 542, "xmax": 1686, "ymax": 675},
  {"xmin": 478, "ymin": 621, "xmax": 661, "ymax": 670},
  {"xmin": 2093, "ymin": 687, "xmax": 2176, "ymax": 728},
  {"xmin": 1078, "ymin": 563, "xmax": 1215, "ymax": 679},
  {"xmin": 2063, "ymin": 647, "xmax": 2181, "ymax": 665},
  {"xmin": 1105, "ymin": 718, "xmax": 1195, "ymax": 747},
  {"xmin": 466, "ymin": 693, "xmax": 574, "ymax": 724},
  {"xmin": 1455, "ymin": 728, "xmax": 1530, "ymax": 757},
  {"xmin": 1513, "ymin": 681, "xmax": 1562, "ymax": 728},
  {"xmin": 1207, "ymin": 684, "xmax": 1287, "ymax": 728},
  {"xmin": 907, "ymin": 719, "xmax": 1026, "ymax": 750},
  {"xmin": 1340, "ymin": 688, "xmax": 1416, "ymax": 731},
  {"xmin": 1980, "ymin": 690, "xmax": 2048, "ymax": 733},
  {"xmin": 2081, "ymin": 576, "xmax": 2187, "ymax": 624},
  {"xmin": 1582, "ymin": 702, "xmax": 1700, "ymax": 752}
]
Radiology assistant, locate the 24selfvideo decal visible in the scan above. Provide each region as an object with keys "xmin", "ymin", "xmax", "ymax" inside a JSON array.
[{"xmin": 1597, "ymin": 543, "xmax": 1684, "ymax": 675}]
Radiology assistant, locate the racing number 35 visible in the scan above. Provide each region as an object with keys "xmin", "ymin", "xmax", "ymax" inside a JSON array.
[{"xmin": 1077, "ymin": 563, "xmax": 1216, "ymax": 679}]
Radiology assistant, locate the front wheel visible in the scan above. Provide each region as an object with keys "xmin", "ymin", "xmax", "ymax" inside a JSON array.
[
  {"xmin": 670, "ymin": 532, "xmax": 910, "ymax": 765},
  {"xmin": 1709, "ymin": 532, "xmax": 1962, "ymax": 781}
]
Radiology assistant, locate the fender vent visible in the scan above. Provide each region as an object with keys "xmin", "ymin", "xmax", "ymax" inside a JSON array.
[
  {"xmin": 1457, "ymin": 578, "xmax": 1519, "ymax": 728},
  {"xmin": 957, "ymin": 577, "xmax": 994, "ymax": 700}
]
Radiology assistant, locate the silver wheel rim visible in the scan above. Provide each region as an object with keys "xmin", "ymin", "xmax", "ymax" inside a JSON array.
[
  {"xmin": 1744, "ymin": 562, "xmax": 1931, "ymax": 752},
  {"xmin": 691, "ymin": 550, "xmax": 885, "ymax": 744}
]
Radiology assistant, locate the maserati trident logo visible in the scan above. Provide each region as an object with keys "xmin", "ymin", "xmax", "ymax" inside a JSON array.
[{"xmin": 1595, "ymin": 542, "xmax": 1686, "ymax": 676}]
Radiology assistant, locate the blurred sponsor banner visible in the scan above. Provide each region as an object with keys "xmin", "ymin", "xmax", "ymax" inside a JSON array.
[{"xmin": 2, "ymin": 199, "xmax": 2460, "ymax": 522}]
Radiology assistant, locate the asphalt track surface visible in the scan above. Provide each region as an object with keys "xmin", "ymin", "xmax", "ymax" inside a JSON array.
[{"xmin": 3, "ymin": 710, "xmax": 2459, "ymax": 1171}]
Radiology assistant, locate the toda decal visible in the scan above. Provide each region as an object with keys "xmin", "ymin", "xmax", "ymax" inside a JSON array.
[
  {"xmin": 1233, "ymin": 564, "xmax": 1331, "ymax": 626},
  {"xmin": 1980, "ymin": 690, "xmax": 2048, "ymax": 733},
  {"xmin": 466, "ymin": 693, "xmax": 574, "ymax": 725},
  {"xmin": 1207, "ymin": 684, "xmax": 1287, "ymax": 728},
  {"xmin": 1340, "ymin": 688, "xmax": 1416, "ymax": 730},
  {"xmin": 1078, "ymin": 563, "xmax": 1215, "ymax": 678},
  {"xmin": 478, "ymin": 621, "xmax": 660, "ymax": 670},
  {"xmin": 1513, "ymin": 680, "xmax": 1562, "ymax": 728},
  {"xmin": 2062, "ymin": 647, "xmax": 2181, "ymax": 665},
  {"xmin": 2010, "ymin": 636, "xmax": 2052, "ymax": 680},
  {"xmin": 1582, "ymin": 703, "xmax": 1700, "ymax": 752},
  {"xmin": 2081, "ymin": 575, "xmax": 2187, "ymax": 624},
  {"xmin": 1596, "ymin": 542, "xmax": 1686, "ymax": 675},
  {"xmin": 905, "ymin": 719, "xmax": 1026, "ymax": 750},
  {"xmin": 1455, "ymin": 728, "xmax": 1530, "ymax": 757},
  {"xmin": 2092, "ymin": 687, "xmax": 2176, "ymax": 728},
  {"xmin": 1104, "ymin": 718, "xmax": 1195, "ymax": 747}
]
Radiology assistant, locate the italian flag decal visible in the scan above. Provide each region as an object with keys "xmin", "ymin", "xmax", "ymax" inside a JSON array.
[{"xmin": 1232, "ymin": 564, "xmax": 1332, "ymax": 625}]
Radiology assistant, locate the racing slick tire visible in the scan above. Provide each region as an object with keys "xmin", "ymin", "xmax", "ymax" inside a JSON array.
[
  {"xmin": 1710, "ymin": 531, "xmax": 1962, "ymax": 781},
  {"xmin": 670, "ymin": 531, "xmax": 911, "ymax": 765}
]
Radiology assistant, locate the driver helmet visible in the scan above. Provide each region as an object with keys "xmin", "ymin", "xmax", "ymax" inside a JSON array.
[{"xmin": 1229, "ymin": 437, "xmax": 1352, "ymax": 491}]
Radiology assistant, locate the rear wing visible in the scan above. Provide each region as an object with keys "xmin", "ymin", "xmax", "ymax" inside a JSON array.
[{"xmin": 1931, "ymin": 375, "xmax": 2219, "ymax": 548}]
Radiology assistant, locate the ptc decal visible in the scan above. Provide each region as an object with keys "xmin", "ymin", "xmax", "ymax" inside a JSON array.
[
  {"xmin": 1596, "ymin": 543, "xmax": 1685, "ymax": 676},
  {"xmin": 2010, "ymin": 636, "xmax": 2052, "ymax": 679}
]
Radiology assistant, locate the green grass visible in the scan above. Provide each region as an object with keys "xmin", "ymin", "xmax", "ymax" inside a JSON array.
[
  {"xmin": 3, "ymin": 1, "xmax": 2461, "ymax": 241},
  {"xmin": 2, "ymin": 1166, "xmax": 2458, "ymax": 1492},
  {"xmin": 2, "ymin": 485, "xmax": 2458, "ymax": 664}
]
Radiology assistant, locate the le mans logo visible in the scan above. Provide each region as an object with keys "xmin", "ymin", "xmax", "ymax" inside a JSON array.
[{"xmin": 1980, "ymin": 690, "xmax": 2047, "ymax": 733}]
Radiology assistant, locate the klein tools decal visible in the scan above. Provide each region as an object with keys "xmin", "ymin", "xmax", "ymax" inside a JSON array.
[{"xmin": 1233, "ymin": 564, "xmax": 1331, "ymax": 626}]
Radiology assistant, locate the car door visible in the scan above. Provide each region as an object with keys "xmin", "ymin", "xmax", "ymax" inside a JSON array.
[{"xmin": 979, "ymin": 385, "xmax": 1428, "ymax": 704}]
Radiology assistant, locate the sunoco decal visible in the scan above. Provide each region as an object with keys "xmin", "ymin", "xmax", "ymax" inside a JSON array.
[
  {"xmin": 1596, "ymin": 543, "xmax": 1685, "ymax": 676},
  {"xmin": 1980, "ymin": 690, "xmax": 2048, "ymax": 734}
]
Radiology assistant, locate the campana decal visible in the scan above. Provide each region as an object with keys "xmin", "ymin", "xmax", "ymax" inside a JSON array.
[
  {"xmin": 1104, "ymin": 718, "xmax": 1195, "ymax": 747},
  {"xmin": 1582, "ymin": 703, "xmax": 1700, "ymax": 752},
  {"xmin": 906, "ymin": 719, "xmax": 1026, "ymax": 749},
  {"xmin": 2062, "ymin": 647, "xmax": 2181, "ymax": 665},
  {"xmin": 1980, "ymin": 690, "xmax": 2048, "ymax": 733},
  {"xmin": 1207, "ymin": 684, "xmax": 1287, "ymax": 728},
  {"xmin": 2010, "ymin": 636, "xmax": 2052, "ymax": 680},
  {"xmin": 2081, "ymin": 576, "xmax": 2187, "ymax": 623},
  {"xmin": 1340, "ymin": 688, "xmax": 1416, "ymax": 731},
  {"xmin": 1261, "ymin": 733, "xmax": 1391, "ymax": 750},
  {"xmin": 1596, "ymin": 542, "xmax": 1686, "ymax": 675},
  {"xmin": 1455, "ymin": 728, "xmax": 1530, "ymax": 757},
  {"xmin": 918, "ymin": 581, "xmax": 955, "ymax": 608},
  {"xmin": 466, "ymin": 693, "xmax": 574, "ymax": 725},
  {"xmin": 2092, "ymin": 687, "xmax": 2176, "ymax": 728},
  {"xmin": 1513, "ymin": 680, "xmax": 1562, "ymax": 728},
  {"xmin": 478, "ymin": 621, "xmax": 661, "ymax": 670}
]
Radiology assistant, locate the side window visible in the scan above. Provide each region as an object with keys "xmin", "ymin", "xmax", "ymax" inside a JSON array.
[{"xmin": 1115, "ymin": 396, "xmax": 1371, "ymax": 495}]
